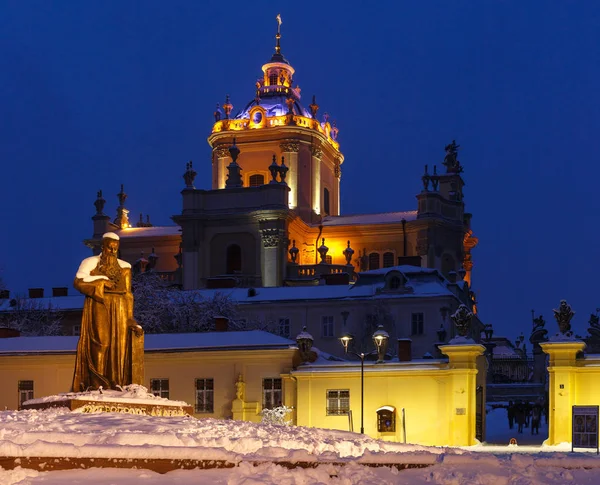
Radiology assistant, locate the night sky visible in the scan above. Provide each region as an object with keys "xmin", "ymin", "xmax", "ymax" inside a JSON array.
[{"xmin": 1, "ymin": 1, "xmax": 599, "ymax": 341}]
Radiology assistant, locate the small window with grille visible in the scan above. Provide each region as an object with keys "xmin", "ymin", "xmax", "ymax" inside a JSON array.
[
  {"xmin": 411, "ymin": 313, "xmax": 424, "ymax": 335},
  {"xmin": 278, "ymin": 318, "xmax": 291, "ymax": 338},
  {"xmin": 150, "ymin": 378, "xmax": 169, "ymax": 399},
  {"xmin": 263, "ymin": 378, "xmax": 282, "ymax": 409},
  {"xmin": 327, "ymin": 389, "xmax": 350, "ymax": 415},
  {"xmin": 249, "ymin": 174, "xmax": 265, "ymax": 187},
  {"xmin": 383, "ymin": 252, "xmax": 394, "ymax": 268},
  {"xmin": 195, "ymin": 378, "xmax": 214, "ymax": 413},
  {"xmin": 377, "ymin": 406, "xmax": 396, "ymax": 432},
  {"xmin": 321, "ymin": 316, "xmax": 334, "ymax": 338},
  {"xmin": 369, "ymin": 252, "xmax": 380, "ymax": 270},
  {"xmin": 18, "ymin": 381, "xmax": 34, "ymax": 409}
]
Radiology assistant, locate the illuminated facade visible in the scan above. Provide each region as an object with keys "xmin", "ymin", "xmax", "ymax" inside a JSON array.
[{"xmin": 86, "ymin": 21, "xmax": 478, "ymax": 299}]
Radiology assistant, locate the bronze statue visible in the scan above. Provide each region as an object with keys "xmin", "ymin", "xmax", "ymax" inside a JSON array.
[
  {"xmin": 553, "ymin": 299, "xmax": 574, "ymax": 336},
  {"xmin": 72, "ymin": 232, "xmax": 144, "ymax": 391},
  {"xmin": 451, "ymin": 304, "xmax": 473, "ymax": 338}
]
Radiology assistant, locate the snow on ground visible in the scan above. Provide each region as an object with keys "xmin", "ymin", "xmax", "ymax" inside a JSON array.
[{"xmin": 0, "ymin": 407, "xmax": 599, "ymax": 484}]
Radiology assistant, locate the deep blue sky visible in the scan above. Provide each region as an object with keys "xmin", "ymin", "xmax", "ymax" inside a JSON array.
[{"xmin": 1, "ymin": 1, "xmax": 599, "ymax": 340}]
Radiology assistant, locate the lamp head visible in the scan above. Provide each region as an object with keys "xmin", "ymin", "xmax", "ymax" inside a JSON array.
[{"xmin": 340, "ymin": 332, "xmax": 354, "ymax": 353}]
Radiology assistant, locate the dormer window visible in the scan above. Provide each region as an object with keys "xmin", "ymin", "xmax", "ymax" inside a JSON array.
[{"xmin": 390, "ymin": 276, "xmax": 401, "ymax": 290}]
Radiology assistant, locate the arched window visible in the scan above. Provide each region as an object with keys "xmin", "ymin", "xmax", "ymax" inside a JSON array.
[
  {"xmin": 249, "ymin": 174, "xmax": 265, "ymax": 187},
  {"xmin": 383, "ymin": 252, "xmax": 395, "ymax": 268},
  {"xmin": 368, "ymin": 252, "xmax": 380, "ymax": 270},
  {"xmin": 323, "ymin": 188, "xmax": 330, "ymax": 215},
  {"xmin": 269, "ymin": 73, "xmax": 278, "ymax": 86},
  {"xmin": 226, "ymin": 244, "xmax": 242, "ymax": 274}
]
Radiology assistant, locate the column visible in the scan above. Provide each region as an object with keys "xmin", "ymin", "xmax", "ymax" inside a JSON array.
[
  {"xmin": 280, "ymin": 140, "xmax": 299, "ymax": 209},
  {"xmin": 311, "ymin": 146, "xmax": 322, "ymax": 215},
  {"xmin": 540, "ymin": 340, "xmax": 586, "ymax": 445},
  {"xmin": 260, "ymin": 227, "xmax": 286, "ymax": 287},
  {"xmin": 439, "ymin": 342, "xmax": 486, "ymax": 446},
  {"xmin": 213, "ymin": 146, "xmax": 231, "ymax": 189},
  {"xmin": 334, "ymin": 157, "xmax": 342, "ymax": 216}
]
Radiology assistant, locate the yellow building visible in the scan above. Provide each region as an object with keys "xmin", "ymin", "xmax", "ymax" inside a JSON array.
[{"xmin": 0, "ymin": 330, "xmax": 487, "ymax": 447}]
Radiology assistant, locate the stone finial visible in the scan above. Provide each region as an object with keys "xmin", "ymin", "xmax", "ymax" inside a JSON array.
[
  {"xmin": 343, "ymin": 240, "xmax": 354, "ymax": 265},
  {"xmin": 309, "ymin": 95, "xmax": 319, "ymax": 118},
  {"xmin": 94, "ymin": 190, "xmax": 106, "ymax": 216},
  {"xmin": 451, "ymin": 304, "xmax": 473, "ymax": 338},
  {"xmin": 323, "ymin": 112, "xmax": 329, "ymax": 123},
  {"xmin": 422, "ymin": 165, "xmax": 430, "ymax": 192},
  {"xmin": 114, "ymin": 184, "xmax": 130, "ymax": 228},
  {"xmin": 183, "ymin": 161, "xmax": 197, "ymax": 189},
  {"xmin": 223, "ymin": 95, "xmax": 233, "ymax": 119},
  {"xmin": 225, "ymin": 139, "xmax": 243, "ymax": 188},
  {"xmin": 553, "ymin": 300, "xmax": 575, "ymax": 336},
  {"xmin": 317, "ymin": 238, "xmax": 329, "ymax": 263},
  {"xmin": 174, "ymin": 244, "xmax": 183, "ymax": 269},
  {"xmin": 296, "ymin": 326, "xmax": 314, "ymax": 363},
  {"xmin": 289, "ymin": 240, "xmax": 299, "ymax": 263},
  {"xmin": 279, "ymin": 156, "xmax": 289, "ymax": 185},
  {"xmin": 331, "ymin": 120, "xmax": 339, "ymax": 141},
  {"xmin": 430, "ymin": 165, "xmax": 439, "ymax": 191},
  {"xmin": 147, "ymin": 247, "xmax": 159, "ymax": 271},
  {"xmin": 269, "ymin": 155, "xmax": 279, "ymax": 184}
]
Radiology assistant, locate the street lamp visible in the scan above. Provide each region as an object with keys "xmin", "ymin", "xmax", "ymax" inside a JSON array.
[{"xmin": 339, "ymin": 324, "xmax": 389, "ymax": 434}]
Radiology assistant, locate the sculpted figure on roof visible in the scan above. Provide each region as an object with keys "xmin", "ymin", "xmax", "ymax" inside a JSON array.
[{"xmin": 72, "ymin": 232, "xmax": 144, "ymax": 391}]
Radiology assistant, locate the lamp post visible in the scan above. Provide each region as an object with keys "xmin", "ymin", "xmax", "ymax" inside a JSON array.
[{"xmin": 339, "ymin": 324, "xmax": 389, "ymax": 434}]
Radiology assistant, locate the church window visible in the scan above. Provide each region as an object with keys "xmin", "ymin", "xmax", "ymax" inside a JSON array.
[
  {"xmin": 411, "ymin": 313, "xmax": 424, "ymax": 335},
  {"xmin": 322, "ymin": 315, "xmax": 334, "ymax": 337},
  {"xmin": 195, "ymin": 378, "xmax": 214, "ymax": 413},
  {"xmin": 18, "ymin": 380, "xmax": 34, "ymax": 410},
  {"xmin": 368, "ymin": 252, "xmax": 380, "ymax": 270},
  {"xmin": 263, "ymin": 378, "xmax": 282, "ymax": 409},
  {"xmin": 269, "ymin": 73, "xmax": 278, "ymax": 86},
  {"xmin": 226, "ymin": 244, "xmax": 242, "ymax": 274},
  {"xmin": 383, "ymin": 252, "xmax": 394, "ymax": 268},
  {"xmin": 278, "ymin": 318, "xmax": 291, "ymax": 338},
  {"xmin": 150, "ymin": 378, "xmax": 169, "ymax": 399},
  {"xmin": 323, "ymin": 188, "xmax": 330, "ymax": 215},
  {"xmin": 249, "ymin": 174, "xmax": 265, "ymax": 187},
  {"xmin": 327, "ymin": 390, "xmax": 350, "ymax": 415}
]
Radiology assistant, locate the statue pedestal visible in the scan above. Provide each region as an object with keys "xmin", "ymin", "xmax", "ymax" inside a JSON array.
[{"xmin": 21, "ymin": 387, "xmax": 193, "ymax": 417}]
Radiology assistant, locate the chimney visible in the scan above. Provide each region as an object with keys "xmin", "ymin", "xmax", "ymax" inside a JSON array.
[
  {"xmin": 52, "ymin": 287, "xmax": 68, "ymax": 297},
  {"xmin": 398, "ymin": 338, "xmax": 412, "ymax": 362},
  {"xmin": 214, "ymin": 316, "xmax": 229, "ymax": 332},
  {"xmin": 28, "ymin": 288, "xmax": 44, "ymax": 298}
]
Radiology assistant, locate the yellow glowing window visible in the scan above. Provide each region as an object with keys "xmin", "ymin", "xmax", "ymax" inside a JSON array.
[{"xmin": 249, "ymin": 174, "xmax": 265, "ymax": 187}]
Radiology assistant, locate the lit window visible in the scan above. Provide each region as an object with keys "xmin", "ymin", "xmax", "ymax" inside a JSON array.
[
  {"xmin": 322, "ymin": 316, "xmax": 334, "ymax": 338},
  {"xmin": 377, "ymin": 407, "xmax": 396, "ymax": 432},
  {"xmin": 269, "ymin": 73, "xmax": 278, "ymax": 86},
  {"xmin": 327, "ymin": 390, "xmax": 350, "ymax": 415},
  {"xmin": 263, "ymin": 378, "xmax": 282, "ymax": 409},
  {"xmin": 249, "ymin": 174, "xmax": 265, "ymax": 187},
  {"xmin": 411, "ymin": 313, "xmax": 424, "ymax": 335},
  {"xmin": 18, "ymin": 380, "xmax": 34, "ymax": 409},
  {"xmin": 150, "ymin": 378, "xmax": 169, "ymax": 399},
  {"xmin": 195, "ymin": 378, "xmax": 214, "ymax": 413},
  {"xmin": 383, "ymin": 252, "xmax": 394, "ymax": 268},
  {"xmin": 279, "ymin": 318, "xmax": 291, "ymax": 338},
  {"xmin": 368, "ymin": 252, "xmax": 380, "ymax": 270}
]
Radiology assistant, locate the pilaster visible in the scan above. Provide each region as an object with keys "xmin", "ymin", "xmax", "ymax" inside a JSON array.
[
  {"xmin": 259, "ymin": 226, "xmax": 287, "ymax": 287},
  {"xmin": 540, "ymin": 340, "xmax": 586, "ymax": 445},
  {"xmin": 311, "ymin": 146, "xmax": 322, "ymax": 216},
  {"xmin": 213, "ymin": 146, "xmax": 231, "ymax": 189},
  {"xmin": 280, "ymin": 140, "xmax": 299, "ymax": 209}
]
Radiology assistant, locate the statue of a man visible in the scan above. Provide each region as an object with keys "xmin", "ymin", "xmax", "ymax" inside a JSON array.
[{"xmin": 72, "ymin": 232, "xmax": 144, "ymax": 391}]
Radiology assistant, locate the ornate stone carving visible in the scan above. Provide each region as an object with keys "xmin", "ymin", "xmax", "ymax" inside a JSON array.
[
  {"xmin": 311, "ymin": 146, "xmax": 323, "ymax": 160},
  {"xmin": 260, "ymin": 228, "xmax": 283, "ymax": 248},
  {"xmin": 280, "ymin": 140, "xmax": 300, "ymax": 153},
  {"xmin": 214, "ymin": 146, "xmax": 231, "ymax": 158},
  {"xmin": 334, "ymin": 161, "xmax": 341, "ymax": 179},
  {"xmin": 451, "ymin": 304, "xmax": 473, "ymax": 338},
  {"xmin": 443, "ymin": 140, "xmax": 464, "ymax": 174},
  {"xmin": 553, "ymin": 300, "xmax": 575, "ymax": 336}
]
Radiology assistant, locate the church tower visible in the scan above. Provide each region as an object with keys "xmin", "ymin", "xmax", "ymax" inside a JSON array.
[{"xmin": 207, "ymin": 16, "xmax": 343, "ymax": 224}]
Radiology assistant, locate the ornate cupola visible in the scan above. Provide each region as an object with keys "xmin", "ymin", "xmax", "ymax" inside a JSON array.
[{"xmin": 208, "ymin": 14, "xmax": 345, "ymax": 223}]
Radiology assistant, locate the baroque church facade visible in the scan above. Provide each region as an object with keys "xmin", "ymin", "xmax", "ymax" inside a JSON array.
[{"xmin": 86, "ymin": 25, "xmax": 478, "ymax": 302}]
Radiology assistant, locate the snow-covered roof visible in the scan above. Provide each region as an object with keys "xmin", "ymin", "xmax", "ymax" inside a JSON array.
[
  {"xmin": 321, "ymin": 211, "xmax": 418, "ymax": 227},
  {"xmin": 116, "ymin": 226, "xmax": 182, "ymax": 238},
  {"xmin": 0, "ymin": 331, "xmax": 296, "ymax": 355}
]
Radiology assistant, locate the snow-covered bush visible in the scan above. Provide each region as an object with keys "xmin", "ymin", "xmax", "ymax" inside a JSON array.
[{"xmin": 260, "ymin": 405, "xmax": 293, "ymax": 426}]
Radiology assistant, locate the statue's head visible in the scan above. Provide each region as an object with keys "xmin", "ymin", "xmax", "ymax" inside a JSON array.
[{"xmin": 101, "ymin": 232, "xmax": 120, "ymax": 259}]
